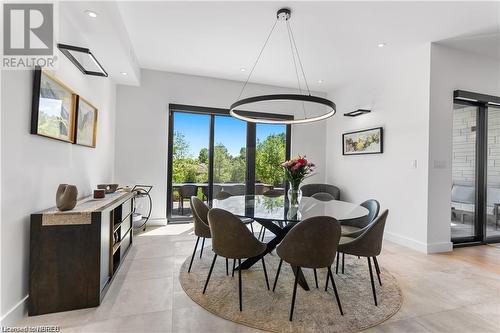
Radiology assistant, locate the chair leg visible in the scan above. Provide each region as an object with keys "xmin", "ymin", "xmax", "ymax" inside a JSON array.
[
  {"xmin": 203, "ymin": 254, "xmax": 217, "ymax": 294},
  {"xmin": 250, "ymin": 223, "xmax": 254, "ymax": 234},
  {"xmin": 232, "ymin": 259, "xmax": 236, "ymax": 277},
  {"xmin": 261, "ymin": 229, "xmax": 266, "ymax": 241},
  {"xmin": 273, "ymin": 259, "xmax": 283, "ymax": 292},
  {"xmin": 188, "ymin": 236, "xmax": 200, "ymax": 273},
  {"xmin": 289, "ymin": 265, "xmax": 300, "ymax": 321},
  {"xmin": 342, "ymin": 253, "xmax": 345, "ymax": 274},
  {"xmin": 367, "ymin": 257, "xmax": 378, "ymax": 306},
  {"xmin": 373, "ymin": 256, "xmax": 382, "ymax": 286},
  {"xmin": 336, "ymin": 252, "xmax": 340, "ymax": 274},
  {"xmin": 258, "ymin": 225, "xmax": 263, "ymax": 239},
  {"xmin": 327, "ymin": 266, "xmax": 344, "ymax": 315},
  {"xmin": 313, "ymin": 269, "xmax": 319, "ymax": 288},
  {"xmin": 199, "ymin": 237, "xmax": 205, "ymax": 258},
  {"xmin": 325, "ymin": 267, "xmax": 330, "ymax": 291},
  {"xmin": 226, "ymin": 258, "xmax": 229, "ymax": 276},
  {"xmin": 180, "ymin": 197, "xmax": 184, "ymax": 215},
  {"xmin": 261, "ymin": 258, "xmax": 270, "ymax": 290},
  {"xmin": 238, "ymin": 259, "xmax": 243, "ymax": 311}
]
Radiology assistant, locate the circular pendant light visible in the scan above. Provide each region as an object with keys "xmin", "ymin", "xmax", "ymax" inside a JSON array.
[{"xmin": 230, "ymin": 8, "xmax": 336, "ymax": 124}]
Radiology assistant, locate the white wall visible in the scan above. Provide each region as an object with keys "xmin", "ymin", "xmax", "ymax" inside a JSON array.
[
  {"xmin": 325, "ymin": 44, "xmax": 432, "ymax": 252},
  {"xmin": 0, "ymin": 16, "xmax": 117, "ymax": 326},
  {"xmin": 428, "ymin": 44, "xmax": 500, "ymax": 247},
  {"xmin": 114, "ymin": 69, "xmax": 327, "ymax": 219}
]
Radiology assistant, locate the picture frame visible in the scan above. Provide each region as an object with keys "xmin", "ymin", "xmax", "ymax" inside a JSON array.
[
  {"xmin": 342, "ymin": 127, "xmax": 383, "ymax": 155},
  {"xmin": 31, "ymin": 68, "xmax": 77, "ymax": 143},
  {"xmin": 74, "ymin": 96, "xmax": 98, "ymax": 148}
]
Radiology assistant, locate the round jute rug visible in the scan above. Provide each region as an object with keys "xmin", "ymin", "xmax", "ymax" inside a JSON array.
[{"xmin": 179, "ymin": 250, "xmax": 402, "ymax": 333}]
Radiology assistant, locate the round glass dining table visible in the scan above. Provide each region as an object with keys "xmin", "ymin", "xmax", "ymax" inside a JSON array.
[{"xmin": 212, "ymin": 195, "xmax": 368, "ymax": 290}]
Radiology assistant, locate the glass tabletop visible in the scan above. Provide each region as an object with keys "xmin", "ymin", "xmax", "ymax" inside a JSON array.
[{"xmin": 212, "ymin": 195, "xmax": 368, "ymax": 222}]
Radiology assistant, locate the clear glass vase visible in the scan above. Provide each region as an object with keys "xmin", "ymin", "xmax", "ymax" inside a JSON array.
[{"xmin": 287, "ymin": 184, "xmax": 302, "ymax": 207}]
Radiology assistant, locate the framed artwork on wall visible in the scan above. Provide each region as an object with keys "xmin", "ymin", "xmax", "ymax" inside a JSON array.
[
  {"xmin": 31, "ymin": 68, "xmax": 76, "ymax": 143},
  {"xmin": 74, "ymin": 96, "xmax": 98, "ymax": 148},
  {"xmin": 342, "ymin": 127, "xmax": 383, "ymax": 155}
]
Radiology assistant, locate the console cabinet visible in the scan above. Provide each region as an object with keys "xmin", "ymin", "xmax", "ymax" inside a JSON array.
[{"xmin": 29, "ymin": 192, "xmax": 134, "ymax": 315}]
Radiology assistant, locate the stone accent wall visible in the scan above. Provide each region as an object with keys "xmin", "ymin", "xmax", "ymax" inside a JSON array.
[{"xmin": 452, "ymin": 106, "xmax": 500, "ymax": 187}]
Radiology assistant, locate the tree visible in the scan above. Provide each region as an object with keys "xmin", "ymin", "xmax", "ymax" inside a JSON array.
[
  {"xmin": 198, "ymin": 147, "xmax": 209, "ymax": 164},
  {"xmin": 255, "ymin": 133, "xmax": 286, "ymax": 186},
  {"xmin": 173, "ymin": 131, "xmax": 190, "ymax": 159}
]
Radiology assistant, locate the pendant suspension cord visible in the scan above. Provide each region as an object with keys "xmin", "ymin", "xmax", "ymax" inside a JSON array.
[
  {"xmin": 287, "ymin": 20, "xmax": 311, "ymax": 96},
  {"xmin": 286, "ymin": 20, "xmax": 307, "ymax": 119},
  {"xmin": 237, "ymin": 19, "xmax": 278, "ymax": 100}
]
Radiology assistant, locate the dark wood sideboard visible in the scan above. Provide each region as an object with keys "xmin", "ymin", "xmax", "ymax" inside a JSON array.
[{"xmin": 29, "ymin": 192, "xmax": 134, "ymax": 315}]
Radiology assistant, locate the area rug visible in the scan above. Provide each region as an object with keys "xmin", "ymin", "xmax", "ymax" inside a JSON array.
[{"xmin": 179, "ymin": 250, "xmax": 403, "ymax": 333}]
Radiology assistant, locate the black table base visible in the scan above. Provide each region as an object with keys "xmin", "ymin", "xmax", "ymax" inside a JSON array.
[{"xmin": 237, "ymin": 218, "xmax": 310, "ymax": 291}]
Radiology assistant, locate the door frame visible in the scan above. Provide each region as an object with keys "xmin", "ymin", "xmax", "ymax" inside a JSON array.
[
  {"xmin": 452, "ymin": 90, "xmax": 500, "ymax": 245},
  {"xmin": 167, "ymin": 103, "xmax": 292, "ymax": 222}
]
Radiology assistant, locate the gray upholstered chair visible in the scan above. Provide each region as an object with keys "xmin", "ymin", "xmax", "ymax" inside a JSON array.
[
  {"xmin": 341, "ymin": 199, "xmax": 380, "ymax": 236},
  {"xmin": 301, "ymin": 183, "xmax": 340, "ymax": 200},
  {"xmin": 336, "ymin": 199, "xmax": 380, "ymax": 274},
  {"xmin": 274, "ymin": 216, "xmax": 344, "ymax": 321},
  {"xmin": 337, "ymin": 209, "xmax": 389, "ymax": 306},
  {"xmin": 203, "ymin": 208, "xmax": 269, "ymax": 311},
  {"xmin": 188, "ymin": 196, "xmax": 211, "ymax": 272},
  {"xmin": 311, "ymin": 192, "xmax": 335, "ymax": 201},
  {"xmin": 179, "ymin": 184, "xmax": 198, "ymax": 215},
  {"xmin": 255, "ymin": 184, "xmax": 272, "ymax": 195}
]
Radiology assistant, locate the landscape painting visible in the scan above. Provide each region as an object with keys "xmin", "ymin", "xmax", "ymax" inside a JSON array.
[
  {"xmin": 75, "ymin": 97, "xmax": 98, "ymax": 148},
  {"xmin": 31, "ymin": 70, "xmax": 76, "ymax": 142},
  {"xmin": 343, "ymin": 127, "xmax": 383, "ymax": 155}
]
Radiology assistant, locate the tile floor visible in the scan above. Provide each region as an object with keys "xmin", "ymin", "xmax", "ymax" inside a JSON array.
[{"xmin": 18, "ymin": 223, "xmax": 500, "ymax": 333}]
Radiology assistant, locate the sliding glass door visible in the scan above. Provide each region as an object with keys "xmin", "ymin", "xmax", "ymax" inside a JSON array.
[
  {"xmin": 167, "ymin": 104, "xmax": 291, "ymax": 222},
  {"xmin": 451, "ymin": 90, "xmax": 500, "ymax": 244}
]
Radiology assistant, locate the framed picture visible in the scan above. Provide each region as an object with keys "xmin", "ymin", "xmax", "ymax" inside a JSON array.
[
  {"xmin": 74, "ymin": 96, "xmax": 98, "ymax": 148},
  {"xmin": 342, "ymin": 127, "xmax": 383, "ymax": 155},
  {"xmin": 31, "ymin": 68, "xmax": 76, "ymax": 142}
]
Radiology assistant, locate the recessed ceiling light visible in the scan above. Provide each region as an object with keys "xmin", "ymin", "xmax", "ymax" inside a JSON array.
[
  {"xmin": 377, "ymin": 43, "xmax": 386, "ymax": 48},
  {"xmin": 317, "ymin": 79, "xmax": 323, "ymax": 84},
  {"xmin": 85, "ymin": 10, "xmax": 98, "ymax": 18},
  {"xmin": 121, "ymin": 72, "xmax": 128, "ymax": 76},
  {"xmin": 240, "ymin": 67, "xmax": 246, "ymax": 72}
]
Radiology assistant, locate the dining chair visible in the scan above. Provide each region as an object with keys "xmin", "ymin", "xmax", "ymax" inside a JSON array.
[
  {"xmin": 215, "ymin": 190, "xmax": 232, "ymax": 200},
  {"xmin": 311, "ymin": 192, "xmax": 336, "ymax": 201},
  {"xmin": 337, "ymin": 209, "xmax": 389, "ymax": 306},
  {"xmin": 179, "ymin": 184, "xmax": 198, "ymax": 215},
  {"xmin": 300, "ymin": 183, "xmax": 340, "ymax": 200},
  {"xmin": 336, "ymin": 199, "xmax": 380, "ymax": 274},
  {"xmin": 204, "ymin": 208, "xmax": 270, "ymax": 311},
  {"xmin": 274, "ymin": 216, "xmax": 343, "ymax": 321}
]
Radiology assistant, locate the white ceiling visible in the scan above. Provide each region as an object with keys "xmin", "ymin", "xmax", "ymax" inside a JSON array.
[{"xmin": 64, "ymin": 1, "xmax": 500, "ymax": 90}]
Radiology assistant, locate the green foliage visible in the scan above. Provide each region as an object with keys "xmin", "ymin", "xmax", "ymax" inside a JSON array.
[
  {"xmin": 172, "ymin": 131, "xmax": 286, "ymax": 187},
  {"xmin": 256, "ymin": 133, "xmax": 286, "ymax": 186}
]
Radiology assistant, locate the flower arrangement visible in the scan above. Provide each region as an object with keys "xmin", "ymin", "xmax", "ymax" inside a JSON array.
[{"xmin": 281, "ymin": 156, "xmax": 315, "ymax": 188}]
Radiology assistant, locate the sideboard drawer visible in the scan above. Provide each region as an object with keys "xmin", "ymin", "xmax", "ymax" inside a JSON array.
[{"xmin": 121, "ymin": 198, "xmax": 132, "ymax": 221}]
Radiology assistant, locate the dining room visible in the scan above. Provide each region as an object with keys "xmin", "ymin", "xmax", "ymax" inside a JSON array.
[{"xmin": 2, "ymin": 1, "xmax": 499, "ymax": 333}]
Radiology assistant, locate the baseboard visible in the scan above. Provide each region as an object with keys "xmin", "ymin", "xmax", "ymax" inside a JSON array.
[
  {"xmin": 0, "ymin": 295, "xmax": 28, "ymax": 327},
  {"xmin": 384, "ymin": 232, "xmax": 453, "ymax": 254},
  {"xmin": 426, "ymin": 241, "xmax": 453, "ymax": 253},
  {"xmin": 384, "ymin": 232, "xmax": 428, "ymax": 253}
]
